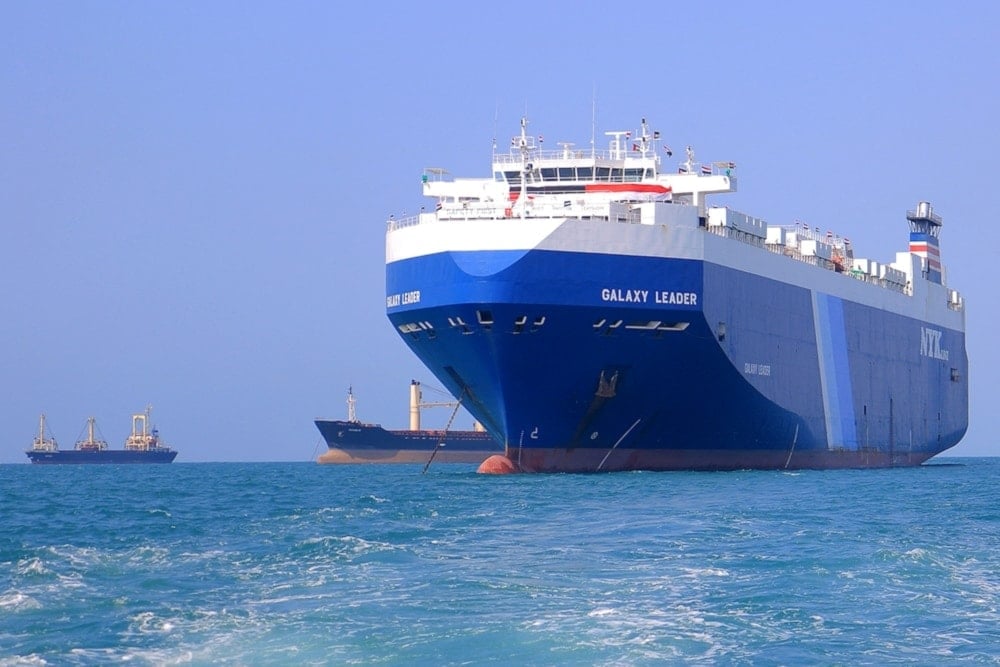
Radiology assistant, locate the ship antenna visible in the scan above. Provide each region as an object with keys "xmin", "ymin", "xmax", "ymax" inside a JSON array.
[
  {"xmin": 591, "ymin": 87, "xmax": 597, "ymax": 158},
  {"xmin": 347, "ymin": 386, "xmax": 357, "ymax": 423},
  {"xmin": 492, "ymin": 103, "xmax": 499, "ymax": 156}
]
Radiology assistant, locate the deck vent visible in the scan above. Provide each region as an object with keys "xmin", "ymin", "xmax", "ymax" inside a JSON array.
[
  {"xmin": 476, "ymin": 310, "xmax": 494, "ymax": 331},
  {"xmin": 448, "ymin": 316, "xmax": 473, "ymax": 335},
  {"xmin": 625, "ymin": 321, "xmax": 662, "ymax": 330}
]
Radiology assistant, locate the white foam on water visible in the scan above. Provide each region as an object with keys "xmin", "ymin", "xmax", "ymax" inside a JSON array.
[
  {"xmin": 0, "ymin": 655, "xmax": 47, "ymax": 666},
  {"xmin": 0, "ymin": 591, "xmax": 41, "ymax": 610},
  {"xmin": 15, "ymin": 557, "xmax": 47, "ymax": 576},
  {"xmin": 680, "ymin": 567, "xmax": 730, "ymax": 578}
]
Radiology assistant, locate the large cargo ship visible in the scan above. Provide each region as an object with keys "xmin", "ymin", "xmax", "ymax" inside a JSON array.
[
  {"xmin": 384, "ymin": 117, "xmax": 968, "ymax": 472},
  {"xmin": 26, "ymin": 408, "xmax": 178, "ymax": 464},
  {"xmin": 315, "ymin": 381, "xmax": 501, "ymax": 463}
]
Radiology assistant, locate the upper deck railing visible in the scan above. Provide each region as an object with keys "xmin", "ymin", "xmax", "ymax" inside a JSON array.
[{"xmin": 491, "ymin": 147, "xmax": 660, "ymax": 166}]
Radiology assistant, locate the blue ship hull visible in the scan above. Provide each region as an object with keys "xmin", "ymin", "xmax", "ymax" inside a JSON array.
[
  {"xmin": 315, "ymin": 419, "xmax": 502, "ymax": 464},
  {"xmin": 26, "ymin": 449, "xmax": 177, "ymax": 464},
  {"xmin": 386, "ymin": 247, "xmax": 968, "ymax": 472}
]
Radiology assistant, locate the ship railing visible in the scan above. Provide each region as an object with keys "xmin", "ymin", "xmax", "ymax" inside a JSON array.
[
  {"xmin": 763, "ymin": 240, "xmax": 914, "ymax": 295},
  {"xmin": 523, "ymin": 200, "xmax": 641, "ymax": 222},
  {"xmin": 764, "ymin": 243, "xmax": 832, "ymax": 270},
  {"xmin": 706, "ymin": 223, "xmax": 765, "ymax": 248},
  {"xmin": 387, "ymin": 214, "xmax": 421, "ymax": 231},
  {"xmin": 906, "ymin": 208, "xmax": 943, "ymax": 226},
  {"xmin": 492, "ymin": 148, "xmax": 657, "ymax": 165},
  {"xmin": 390, "ymin": 201, "xmax": 644, "ymax": 227}
]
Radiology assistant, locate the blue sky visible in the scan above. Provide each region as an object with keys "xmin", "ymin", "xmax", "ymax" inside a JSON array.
[{"xmin": 2, "ymin": 2, "xmax": 997, "ymax": 462}]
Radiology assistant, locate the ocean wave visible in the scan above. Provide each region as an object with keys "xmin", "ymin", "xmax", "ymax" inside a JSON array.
[{"xmin": 0, "ymin": 591, "xmax": 41, "ymax": 611}]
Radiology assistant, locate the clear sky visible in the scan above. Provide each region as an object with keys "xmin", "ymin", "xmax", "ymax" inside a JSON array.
[{"xmin": 2, "ymin": 2, "xmax": 997, "ymax": 463}]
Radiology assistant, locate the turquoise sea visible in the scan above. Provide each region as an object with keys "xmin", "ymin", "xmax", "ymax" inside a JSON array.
[{"xmin": 2, "ymin": 459, "xmax": 999, "ymax": 665}]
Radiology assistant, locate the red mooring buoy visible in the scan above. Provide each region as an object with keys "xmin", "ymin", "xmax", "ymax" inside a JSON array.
[{"xmin": 477, "ymin": 454, "xmax": 518, "ymax": 474}]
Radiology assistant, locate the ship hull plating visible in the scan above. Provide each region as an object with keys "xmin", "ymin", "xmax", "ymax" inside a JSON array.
[
  {"xmin": 386, "ymin": 243, "xmax": 968, "ymax": 472},
  {"xmin": 26, "ymin": 450, "xmax": 177, "ymax": 464}
]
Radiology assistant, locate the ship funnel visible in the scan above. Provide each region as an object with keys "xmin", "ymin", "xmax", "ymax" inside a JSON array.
[{"xmin": 906, "ymin": 201, "xmax": 944, "ymax": 285}]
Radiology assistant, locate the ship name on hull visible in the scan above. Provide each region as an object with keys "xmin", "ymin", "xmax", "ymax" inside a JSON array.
[
  {"xmin": 601, "ymin": 288, "xmax": 698, "ymax": 306},
  {"xmin": 386, "ymin": 290, "xmax": 421, "ymax": 308}
]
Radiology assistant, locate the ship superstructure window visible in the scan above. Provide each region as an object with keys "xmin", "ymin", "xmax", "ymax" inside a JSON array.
[{"xmin": 559, "ymin": 167, "xmax": 575, "ymax": 181}]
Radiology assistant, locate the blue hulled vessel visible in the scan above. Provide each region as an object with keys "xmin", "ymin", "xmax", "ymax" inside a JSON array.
[
  {"xmin": 26, "ymin": 408, "xmax": 177, "ymax": 464},
  {"xmin": 384, "ymin": 117, "xmax": 968, "ymax": 472}
]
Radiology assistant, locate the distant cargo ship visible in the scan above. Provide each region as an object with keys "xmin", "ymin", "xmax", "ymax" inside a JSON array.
[
  {"xmin": 26, "ymin": 408, "xmax": 178, "ymax": 464},
  {"xmin": 315, "ymin": 381, "xmax": 501, "ymax": 464},
  {"xmin": 384, "ymin": 116, "xmax": 968, "ymax": 472}
]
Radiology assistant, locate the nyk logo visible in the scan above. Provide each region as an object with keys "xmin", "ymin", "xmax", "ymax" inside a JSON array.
[{"xmin": 920, "ymin": 327, "xmax": 950, "ymax": 361}]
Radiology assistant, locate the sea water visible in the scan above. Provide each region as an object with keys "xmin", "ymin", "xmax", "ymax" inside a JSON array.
[{"xmin": 2, "ymin": 459, "xmax": 999, "ymax": 665}]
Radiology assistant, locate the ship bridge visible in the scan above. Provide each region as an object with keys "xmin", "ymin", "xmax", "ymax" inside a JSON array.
[{"xmin": 419, "ymin": 117, "xmax": 736, "ymax": 219}]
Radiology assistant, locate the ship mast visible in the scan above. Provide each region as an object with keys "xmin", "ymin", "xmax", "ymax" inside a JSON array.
[
  {"xmin": 32, "ymin": 413, "xmax": 58, "ymax": 451},
  {"xmin": 76, "ymin": 416, "xmax": 108, "ymax": 450},
  {"xmin": 517, "ymin": 117, "xmax": 530, "ymax": 220},
  {"xmin": 410, "ymin": 380, "xmax": 422, "ymax": 430},
  {"xmin": 347, "ymin": 386, "xmax": 357, "ymax": 423}
]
